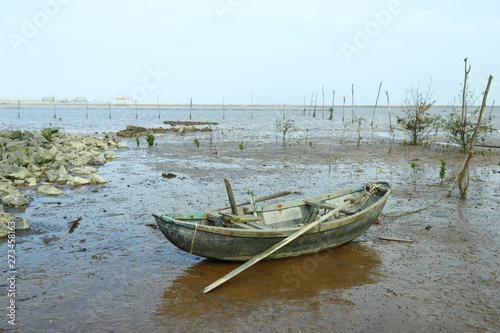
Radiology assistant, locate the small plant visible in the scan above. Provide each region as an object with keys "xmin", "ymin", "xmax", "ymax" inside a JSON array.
[
  {"xmin": 410, "ymin": 160, "xmax": 418, "ymax": 191},
  {"xmin": 136, "ymin": 136, "xmax": 140, "ymax": 146},
  {"xmin": 239, "ymin": 142, "xmax": 244, "ymax": 151},
  {"xmin": 194, "ymin": 138, "xmax": 200, "ymax": 147},
  {"xmin": 145, "ymin": 132, "xmax": 155, "ymax": 146},
  {"xmin": 354, "ymin": 116, "xmax": 366, "ymax": 147},
  {"xmin": 397, "ymin": 82, "xmax": 439, "ymax": 145},
  {"xmin": 42, "ymin": 131, "xmax": 53, "ymax": 143},
  {"xmin": 275, "ymin": 116, "xmax": 295, "ymax": 148},
  {"xmin": 439, "ymin": 158, "xmax": 447, "ymax": 181}
]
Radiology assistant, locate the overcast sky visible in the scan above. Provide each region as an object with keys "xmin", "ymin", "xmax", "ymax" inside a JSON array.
[{"xmin": 1, "ymin": 0, "xmax": 499, "ymax": 105}]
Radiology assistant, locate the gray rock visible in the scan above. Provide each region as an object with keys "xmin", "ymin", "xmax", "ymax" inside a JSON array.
[
  {"xmin": 89, "ymin": 174, "xmax": 107, "ymax": 184},
  {"xmin": 56, "ymin": 165, "xmax": 68, "ymax": 176},
  {"xmin": 69, "ymin": 176, "xmax": 90, "ymax": 186},
  {"xmin": 88, "ymin": 155, "xmax": 106, "ymax": 165},
  {"xmin": 38, "ymin": 185, "xmax": 64, "ymax": 196},
  {"xmin": 104, "ymin": 150, "xmax": 117, "ymax": 160},
  {"xmin": 5, "ymin": 140, "xmax": 28, "ymax": 152},
  {"xmin": 72, "ymin": 166, "xmax": 97, "ymax": 174},
  {"xmin": 46, "ymin": 170, "xmax": 59, "ymax": 182},
  {"xmin": 0, "ymin": 221, "xmax": 8, "ymax": 238},
  {"xmin": 33, "ymin": 151, "xmax": 54, "ymax": 164},
  {"xmin": 2, "ymin": 191, "xmax": 29, "ymax": 207},
  {"xmin": 117, "ymin": 125, "xmax": 147, "ymax": 138},
  {"xmin": 56, "ymin": 175, "xmax": 74, "ymax": 184},
  {"xmin": 68, "ymin": 158, "xmax": 86, "ymax": 167},
  {"xmin": 0, "ymin": 181, "xmax": 17, "ymax": 196},
  {"xmin": 0, "ymin": 212, "xmax": 31, "ymax": 236}
]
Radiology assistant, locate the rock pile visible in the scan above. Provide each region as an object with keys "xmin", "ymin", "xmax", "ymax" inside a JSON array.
[{"xmin": 0, "ymin": 128, "xmax": 125, "ymax": 237}]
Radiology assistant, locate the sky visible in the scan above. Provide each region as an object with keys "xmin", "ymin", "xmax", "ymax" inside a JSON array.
[{"xmin": 1, "ymin": 0, "xmax": 499, "ymax": 105}]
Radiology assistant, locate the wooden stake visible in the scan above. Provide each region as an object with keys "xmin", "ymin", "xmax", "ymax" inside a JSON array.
[
  {"xmin": 157, "ymin": 96, "xmax": 161, "ymax": 119},
  {"xmin": 370, "ymin": 81, "xmax": 383, "ymax": 127},
  {"xmin": 189, "ymin": 98, "xmax": 192, "ymax": 120},
  {"xmin": 458, "ymin": 75, "xmax": 493, "ymax": 197}
]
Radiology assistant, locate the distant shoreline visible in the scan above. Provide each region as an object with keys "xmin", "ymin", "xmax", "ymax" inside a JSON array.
[{"xmin": 1, "ymin": 102, "xmax": 493, "ymax": 109}]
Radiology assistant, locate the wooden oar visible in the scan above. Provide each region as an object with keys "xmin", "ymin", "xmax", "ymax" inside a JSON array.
[
  {"xmin": 203, "ymin": 199, "xmax": 354, "ymax": 293},
  {"xmin": 214, "ymin": 189, "xmax": 297, "ymax": 211}
]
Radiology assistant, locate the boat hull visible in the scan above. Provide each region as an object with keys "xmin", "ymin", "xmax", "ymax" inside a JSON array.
[{"xmin": 153, "ymin": 182, "xmax": 390, "ymax": 261}]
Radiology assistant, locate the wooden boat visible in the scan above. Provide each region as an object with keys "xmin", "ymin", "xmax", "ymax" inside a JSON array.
[{"xmin": 153, "ymin": 181, "xmax": 391, "ymax": 262}]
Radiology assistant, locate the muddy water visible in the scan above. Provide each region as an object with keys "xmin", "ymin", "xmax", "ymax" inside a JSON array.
[{"xmin": 2, "ymin": 108, "xmax": 500, "ymax": 332}]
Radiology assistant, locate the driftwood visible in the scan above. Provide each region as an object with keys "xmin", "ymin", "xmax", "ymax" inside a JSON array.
[
  {"xmin": 379, "ymin": 236, "xmax": 414, "ymax": 243},
  {"xmin": 68, "ymin": 217, "xmax": 82, "ymax": 233}
]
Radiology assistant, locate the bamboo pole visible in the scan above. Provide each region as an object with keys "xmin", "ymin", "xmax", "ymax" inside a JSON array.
[
  {"xmin": 329, "ymin": 90, "xmax": 335, "ymax": 120},
  {"xmin": 370, "ymin": 81, "xmax": 383, "ymax": 127},
  {"xmin": 214, "ymin": 189, "xmax": 296, "ymax": 211},
  {"xmin": 351, "ymin": 83, "xmax": 355, "ymax": 123},
  {"xmin": 251, "ymin": 92, "xmax": 254, "ymax": 119},
  {"xmin": 458, "ymin": 75, "xmax": 493, "ymax": 197},
  {"xmin": 322, "ymin": 85, "xmax": 325, "ymax": 118},
  {"xmin": 189, "ymin": 98, "xmax": 193, "ymax": 120},
  {"xmin": 157, "ymin": 96, "xmax": 161, "ymax": 119},
  {"xmin": 222, "ymin": 96, "xmax": 225, "ymax": 120}
]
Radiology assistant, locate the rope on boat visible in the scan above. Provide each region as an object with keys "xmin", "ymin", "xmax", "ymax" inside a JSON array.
[
  {"xmin": 190, "ymin": 224, "xmax": 198, "ymax": 254},
  {"xmin": 361, "ymin": 183, "xmax": 382, "ymax": 206},
  {"xmin": 385, "ymin": 151, "xmax": 471, "ymax": 218}
]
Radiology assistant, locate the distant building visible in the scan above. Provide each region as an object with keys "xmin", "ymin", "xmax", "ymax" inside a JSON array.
[
  {"xmin": 116, "ymin": 95, "xmax": 130, "ymax": 104},
  {"xmin": 42, "ymin": 97, "xmax": 55, "ymax": 103},
  {"xmin": 73, "ymin": 97, "xmax": 87, "ymax": 103}
]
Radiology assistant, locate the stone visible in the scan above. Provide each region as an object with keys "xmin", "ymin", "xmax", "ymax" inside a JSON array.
[
  {"xmin": 38, "ymin": 185, "xmax": 64, "ymax": 196},
  {"xmin": 26, "ymin": 177, "xmax": 37, "ymax": 187},
  {"xmin": 69, "ymin": 176, "xmax": 91, "ymax": 186},
  {"xmin": 0, "ymin": 181, "xmax": 17, "ymax": 195},
  {"xmin": 46, "ymin": 170, "xmax": 59, "ymax": 182},
  {"xmin": 56, "ymin": 165, "xmax": 69, "ymax": 176},
  {"xmin": 33, "ymin": 151, "xmax": 54, "ymax": 164},
  {"xmin": 57, "ymin": 175, "xmax": 74, "ymax": 184},
  {"xmin": 117, "ymin": 125, "xmax": 147, "ymax": 138},
  {"xmin": 72, "ymin": 166, "xmax": 97, "ymax": 174},
  {"xmin": 88, "ymin": 155, "xmax": 106, "ymax": 165},
  {"xmin": 2, "ymin": 191, "xmax": 29, "ymax": 207},
  {"xmin": 5, "ymin": 141, "xmax": 28, "ymax": 152},
  {"xmin": 89, "ymin": 174, "xmax": 107, "ymax": 184},
  {"xmin": 68, "ymin": 158, "xmax": 86, "ymax": 167},
  {"xmin": 0, "ymin": 220, "xmax": 8, "ymax": 238},
  {"xmin": 104, "ymin": 151, "xmax": 117, "ymax": 160}
]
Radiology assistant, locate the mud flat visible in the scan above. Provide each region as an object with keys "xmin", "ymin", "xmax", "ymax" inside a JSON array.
[{"xmin": 4, "ymin": 124, "xmax": 500, "ymax": 332}]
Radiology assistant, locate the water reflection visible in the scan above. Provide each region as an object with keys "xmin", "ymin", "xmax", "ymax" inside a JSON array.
[{"xmin": 157, "ymin": 242, "xmax": 381, "ymax": 323}]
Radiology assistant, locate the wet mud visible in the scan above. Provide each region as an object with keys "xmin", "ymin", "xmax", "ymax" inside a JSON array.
[{"xmin": 3, "ymin": 125, "xmax": 500, "ymax": 332}]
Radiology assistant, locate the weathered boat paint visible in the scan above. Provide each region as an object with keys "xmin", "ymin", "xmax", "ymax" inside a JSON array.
[{"xmin": 153, "ymin": 182, "xmax": 390, "ymax": 261}]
